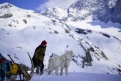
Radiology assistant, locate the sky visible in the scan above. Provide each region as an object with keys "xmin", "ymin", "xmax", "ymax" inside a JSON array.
[{"xmin": 0, "ymin": 0, "xmax": 77, "ymax": 12}]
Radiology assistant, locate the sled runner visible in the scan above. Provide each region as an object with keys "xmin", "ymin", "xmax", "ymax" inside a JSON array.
[{"xmin": 6, "ymin": 52, "xmax": 34, "ymax": 81}]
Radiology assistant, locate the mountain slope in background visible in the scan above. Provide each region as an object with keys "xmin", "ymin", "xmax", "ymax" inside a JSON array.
[
  {"xmin": 96, "ymin": 0, "xmax": 121, "ymax": 24},
  {"xmin": 40, "ymin": 0, "xmax": 121, "ymax": 25},
  {"xmin": 0, "ymin": 2, "xmax": 121, "ymax": 74},
  {"xmin": 41, "ymin": 7, "xmax": 68, "ymax": 21}
]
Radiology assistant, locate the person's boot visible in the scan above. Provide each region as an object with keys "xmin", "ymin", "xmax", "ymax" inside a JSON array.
[
  {"xmin": 40, "ymin": 71, "xmax": 43, "ymax": 75},
  {"xmin": 36, "ymin": 67, "xmax": 39, "ymax": 73},
  {"xmin": 40, "ymin": 69, "xmax": 43, "ymax": 75},
  {"xmin": 36, "ymin": 69, "xmax": 39, "ymax": 73}
]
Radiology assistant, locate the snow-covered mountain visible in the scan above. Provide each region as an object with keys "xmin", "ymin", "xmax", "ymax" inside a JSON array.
[
  {"xmin": 0, "ymin": 3, "xmax": 121, "ymax": 74},
  {"xmin": 96, "ymin": 0, "xmax": 121, "ymax": 24},
  {"xmin": 0, "ymin": 3, "xmax": 40, "ymax": 29},
  {"xmin": 40, "ymin": 0, "xmax": 121, "ymax": 24},
  {"xmin": 41, "ymin": 7, "xmax": 68, "ymax": 21}
]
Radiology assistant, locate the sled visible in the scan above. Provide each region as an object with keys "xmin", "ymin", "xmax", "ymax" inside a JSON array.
[{"xmin": 7, "ymin": 52, "xmax": 34, "ymax": 81}]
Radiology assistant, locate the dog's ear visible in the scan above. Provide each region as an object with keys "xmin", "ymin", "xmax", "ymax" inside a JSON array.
[
  {"xmin": 70, "ymin": 49, "xmax": 73, "ymax": 53},
  {"xmin": 70, "ymin": 50, "xmax": 73, "ymax": 56}
]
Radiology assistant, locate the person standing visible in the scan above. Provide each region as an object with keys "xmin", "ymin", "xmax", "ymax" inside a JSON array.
[{"xmin": 32, "ymin": 40, "xmax": 47, "ymax": 75}]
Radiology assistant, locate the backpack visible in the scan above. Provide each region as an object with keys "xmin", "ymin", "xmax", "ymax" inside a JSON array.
[
  {"xmin": 7, "ymin": 63, "xmax": 19, "ymax": 74},
  {"xmin": 0, "ymin": 53, "xmax": 11, "ymax": 80}
]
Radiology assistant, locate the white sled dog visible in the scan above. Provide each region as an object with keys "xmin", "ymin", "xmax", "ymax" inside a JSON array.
[{"xmin": 48, "ymin": 51, "xmax": 74, "ymax": 75}]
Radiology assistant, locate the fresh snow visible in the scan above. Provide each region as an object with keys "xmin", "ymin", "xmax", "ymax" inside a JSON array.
[
  {"xmin": 30, "ymin": 72, "xmax": 121, "ymax": 81},
  {"xmin": 66, "ymin": 20, "xmax": 121, "ymax": 40}
]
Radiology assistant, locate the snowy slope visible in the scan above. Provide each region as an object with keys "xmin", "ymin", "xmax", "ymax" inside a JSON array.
[
  {"xmin": 0, "ymin": 3, "xmax": 121, "ymax": 75},
  {"xmin": 30, "ymin": 72, "xmax": 121, "ymax": 81},
  {"xmin": 0, "ymin": 2, "xmax": 41, "ymax": 30},
  {"xmin": 66, "ymin": 20, "xmax": 121, "ymax": 40}
]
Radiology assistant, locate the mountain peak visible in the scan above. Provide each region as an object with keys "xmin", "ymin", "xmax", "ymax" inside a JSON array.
[
  {"xmin": 40, "ymin": 7, "xmax": 68, "ymax": 20},
  {"xmin": 0, "ymin": 2, "xmax": 15, "ymax": 9}
]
